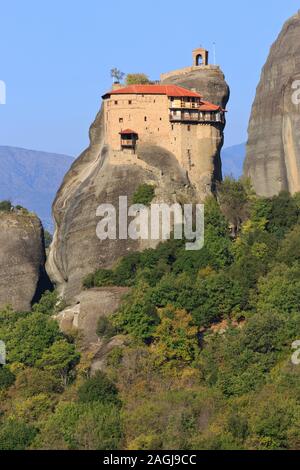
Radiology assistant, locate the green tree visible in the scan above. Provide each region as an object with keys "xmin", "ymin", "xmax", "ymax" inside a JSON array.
[
  {"xmin": 114, "ymin": 282, "xmax": 159, "ymax": 343},
  {"xmin": 15, "ymin": 368, "xmax": 62, "ymax": 397},
  {"xmin": 37, "ymin": 340, "xmax": 80, "ymax": 385},
  {"xmin": 153, "ymin": 307, "xmax": 199, "ymax": 365},
  {"xmin": 78, "ymin": 371, "xmax": 120, "ymax": 406},
  {"xmin": 0, "ymin": 200, "xmax": 13, "ymax": 212},
  {"xmin": 255, "ymin": 263, "xmax": 300, "ymax": 316},
  {"xmin": 75, "ymin": 403, "xmax": 122, "ymax": 450},
  {"xmin": 5, "ymin": 313, "xmax": 61, "ymax": 366},
  {"xmin": 114, "ymin": 252, "xmax": 142, "ymax": 285},
  {"xmin": 192, "ymin": 272, "xmax": 245, "ymax": 327},
  {"xmin": 32, "ymin": 402, "xmax": 122, "ymax": 450},
  {"xmin": 230, "ymin": 221, "xmax": 278, "ymax": 291},
  {"xmin": 151, "ymin": 272, "xmax": 244, "ymax": 328},
  {"xmin": 266, "ymin": 192, "xmax": 299, "ymax": 239},
  {"xmin": 217, "ymin": 177, "xmax": 250, "ymax": 237},
  {"xmin": 249, "ymin": 395, "xmax": 299, "ymax": 449},
  {"xmin": 126, "ymin": 73, "xmax": 152, "ymax": 85},
  {"xmin": 132, "ymin": 184, "xmax": 155, "ymax": 206},
  {"xmin": 0, "ymin": 419, "xmax": 37, "ymax": 450},
  {"xmin": 44, "ymin": 230, "xmax": 53, "ymax": 249},
  {"xmin": 276, "ymin": 225, "xmax": 300, "ymax": 265},
  {"xmin": 83, "ymin": 269, "xmax": 116, "ymax": 288},
  {"xmin": 96, "ymin": 316, "xmax": 116, "ymax": 340},
  {"xmin": 0, "ymin": 366, "xmax": 15, "ymax": 390},
  {"xmin": 32, "ymin": 290, "xmax": 59, "ymax": 315}
]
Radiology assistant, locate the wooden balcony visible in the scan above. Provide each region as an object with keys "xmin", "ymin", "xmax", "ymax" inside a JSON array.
[
  {"xmin": 121, "ymin": 139, "xmax": 135, "ymax": 147},
  {"xmin": 169, "ymin": 111, "xmax": 225, "ymax": 124},
  {"xmin": 170, "ymin": 101, "xmax": 201, "ymax": 110}
]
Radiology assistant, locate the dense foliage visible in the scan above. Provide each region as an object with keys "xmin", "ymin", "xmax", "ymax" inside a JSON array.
[
  {"xmin": 0, "ymin": 200, "xmax": 13, "ymax": 212},
  {"xmin": 2, "ymin": 179, "xmax": 300, "ymax": 449},
  {"xmin": 0, "ymin": 200, "xmax": 30, "ymax": 215},
  {"xmin": 44, "ymin": 230, "xmax": 53, "ymax": 249},
  {"xmin": 0, "ymin": 293, "xmax": 123, "ymax": 450},
  {"xmin": 132, "ymin": 184, "xmax": 156, "ymax": 206},
  {"xmin": 125, "ymin": 74, "xmax": 152, "ymax": 85}
]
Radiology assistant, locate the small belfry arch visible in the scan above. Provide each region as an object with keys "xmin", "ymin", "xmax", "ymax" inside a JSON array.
[
  {"xmin": 192, "ymin": 48, "xmax": 209, "ymax": 67},
  {"xmin": 196, "ymin": 54, "xmax": 203, "ymax": 66}
]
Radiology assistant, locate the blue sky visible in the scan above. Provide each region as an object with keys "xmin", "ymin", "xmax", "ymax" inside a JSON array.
[{"xmin": 0, "ymin": 0, "xmax": 299, "ymax": 156}]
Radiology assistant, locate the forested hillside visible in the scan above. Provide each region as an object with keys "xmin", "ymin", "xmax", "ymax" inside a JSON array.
[{"xmin": 1, "ymin": 178, "xmax": 300, "ymax": 450}]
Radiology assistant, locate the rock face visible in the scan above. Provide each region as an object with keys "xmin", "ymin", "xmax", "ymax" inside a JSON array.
[
  {"xmin": 55, "ymin": 287, "xmax": 129, "ymax": 373},
  {"xmin": 244, "ymin": 11, "xmax": 300, "ymax": 196},
  {"xmin": 0, "ymin": 212, "xmax": 51, "ymax": 311},
  {"xmin": 55, "ymin": 287, "xmax": 128, "ymax": 347},
  {"xmin": 161, "ymin": 65, "xmax": 229, "ymax": 109},
  {"xmin": 47, "ymin": 66, "xmax": 229, "ymax": 302},
  {"xmin": 47, "ymin": 108, "xmax": 196, "ymax": 301}
]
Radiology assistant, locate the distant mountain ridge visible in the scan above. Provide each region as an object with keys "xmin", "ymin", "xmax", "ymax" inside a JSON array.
[
  {"xmin": 221, "ymin": 143, "xmax": 245, "ymax": 179},
  {"xmin": 0, "ymin": 143, "xmax": 245, "ymax": 234},
  {"xmin": 0, "ymin": 146, "xmax": 74, "ymax": 231}
]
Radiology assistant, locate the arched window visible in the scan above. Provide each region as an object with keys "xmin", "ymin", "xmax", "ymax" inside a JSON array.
[{"xmin": 196, "ymin": 54, "xmax": 203, "ymax": 66}]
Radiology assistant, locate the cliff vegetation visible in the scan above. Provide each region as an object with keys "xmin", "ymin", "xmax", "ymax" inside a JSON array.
[{"xmin": 2, "ymin": 179, "xmax": 300, "ymax": 450}]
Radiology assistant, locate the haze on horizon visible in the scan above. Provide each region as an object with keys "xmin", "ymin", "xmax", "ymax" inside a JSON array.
[{"xmin": 0, "ymin": 0, "xmax": 299, "ymax": 157}]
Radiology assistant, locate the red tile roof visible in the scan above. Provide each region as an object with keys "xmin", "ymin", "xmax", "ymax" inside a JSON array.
[
  {"xmin": 119, "ymin": 129, "xmax": 138, "ymax": 135},
  {"xmin": 199, "ymin": 100, "xmax": 225, "ymax": 112},
  {"xmin": 103, "ymin": 84, "xmax": 202, "ymax": 99}
]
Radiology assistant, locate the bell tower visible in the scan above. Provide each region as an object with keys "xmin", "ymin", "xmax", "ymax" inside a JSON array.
[{"xmin": 192, "ymin": 48, "xmax": 209, "ymax": 66}]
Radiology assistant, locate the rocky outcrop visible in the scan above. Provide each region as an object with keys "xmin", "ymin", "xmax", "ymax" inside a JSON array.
[
  {"xmin": 47, "ymin": 66, "xmax": 229, "ymax": 302},
  {"xmin": 47, "ymin": 108, "xmax": 196, "ymax": 301},
  {"xmin": 161, "ymin": 65, "xmax": 229, "ymax": 109},
  {"xmin": 244, "ymin": 11, "xmax": 300, "ymax": 196},
  {"xmin": 55, "ymin": 287, "xmax": 128, "ymax": 346},
  {"xmin": 55, "ymin": 287, "xmax": 129, "ymax": 373},
  {"xmin": 0, "ymin": 212, "xmax": 51, "ymax": 311}
]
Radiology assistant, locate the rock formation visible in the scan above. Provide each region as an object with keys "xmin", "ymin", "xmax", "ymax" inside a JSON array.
[
  {"xmin": 161, "ymin": 65, "xmax": 229, "ymax": 109},
  {"xmin": 55, "ymin": 287, "xmax": 128, "ymax": 347},
  {"xmin": 244, "ymin": 11, "xmax": 300, "ymax": 196},
  {"xmin": 0, "ymin": 211, "xmax": 51, "ymax": 311},
  {"xmin": 47, "ymin": 61, "xmax": 229, "ymax": 302},
  {"xmin": 47, "ymin": 110, "xmax": 193, "ymax": 301},
  {"xmin": 54, "ymin": 287, "xmax": 129, "ymax": 372}
]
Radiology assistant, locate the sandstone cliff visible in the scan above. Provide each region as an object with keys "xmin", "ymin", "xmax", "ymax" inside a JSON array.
[
  {"xmin": 47, "ymin": 67, "xmax": 229, "ymax": 302},
  {"xmin": 244, "ymin": 11, "xmax": 300, "ymax": 196},
  {"xmin": 47, "ymin": 109, "xmax": 193, "ymax": 301},
  {"xmin": 161, "ymin": 65, "xmax": 229, "ymax": 109},
  {"xmin": 0, "ymin": 211, "xmax": 51, "ymax": 311}
]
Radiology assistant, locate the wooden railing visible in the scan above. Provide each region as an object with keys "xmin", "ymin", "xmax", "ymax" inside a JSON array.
[
  {"xmin": 121, "ymin": 139, "xmax": 135, "ymax": 146},
  {"xmin": 180, "ymin": 102, "xmax": 200, "ymax": 109},
  {"xmin": 170, "ymin": 102, "xmax": 201, "ymax": 109},
  {"xmin": 169, "ymin": 112, "xmax": 225, "ymax": 124}
]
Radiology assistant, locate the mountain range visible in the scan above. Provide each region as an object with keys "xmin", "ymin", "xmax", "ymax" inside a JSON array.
[
  {"xmin": 0, "ymin": 146, "xmax": 74, "ymax": 232},
  {"xmin": 0, "ymin": 143, "xmax": 245, "ymax": 232},
  {"xmin": 221, "ymin": 143, "xmax": 245, "ymax": 179}
]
